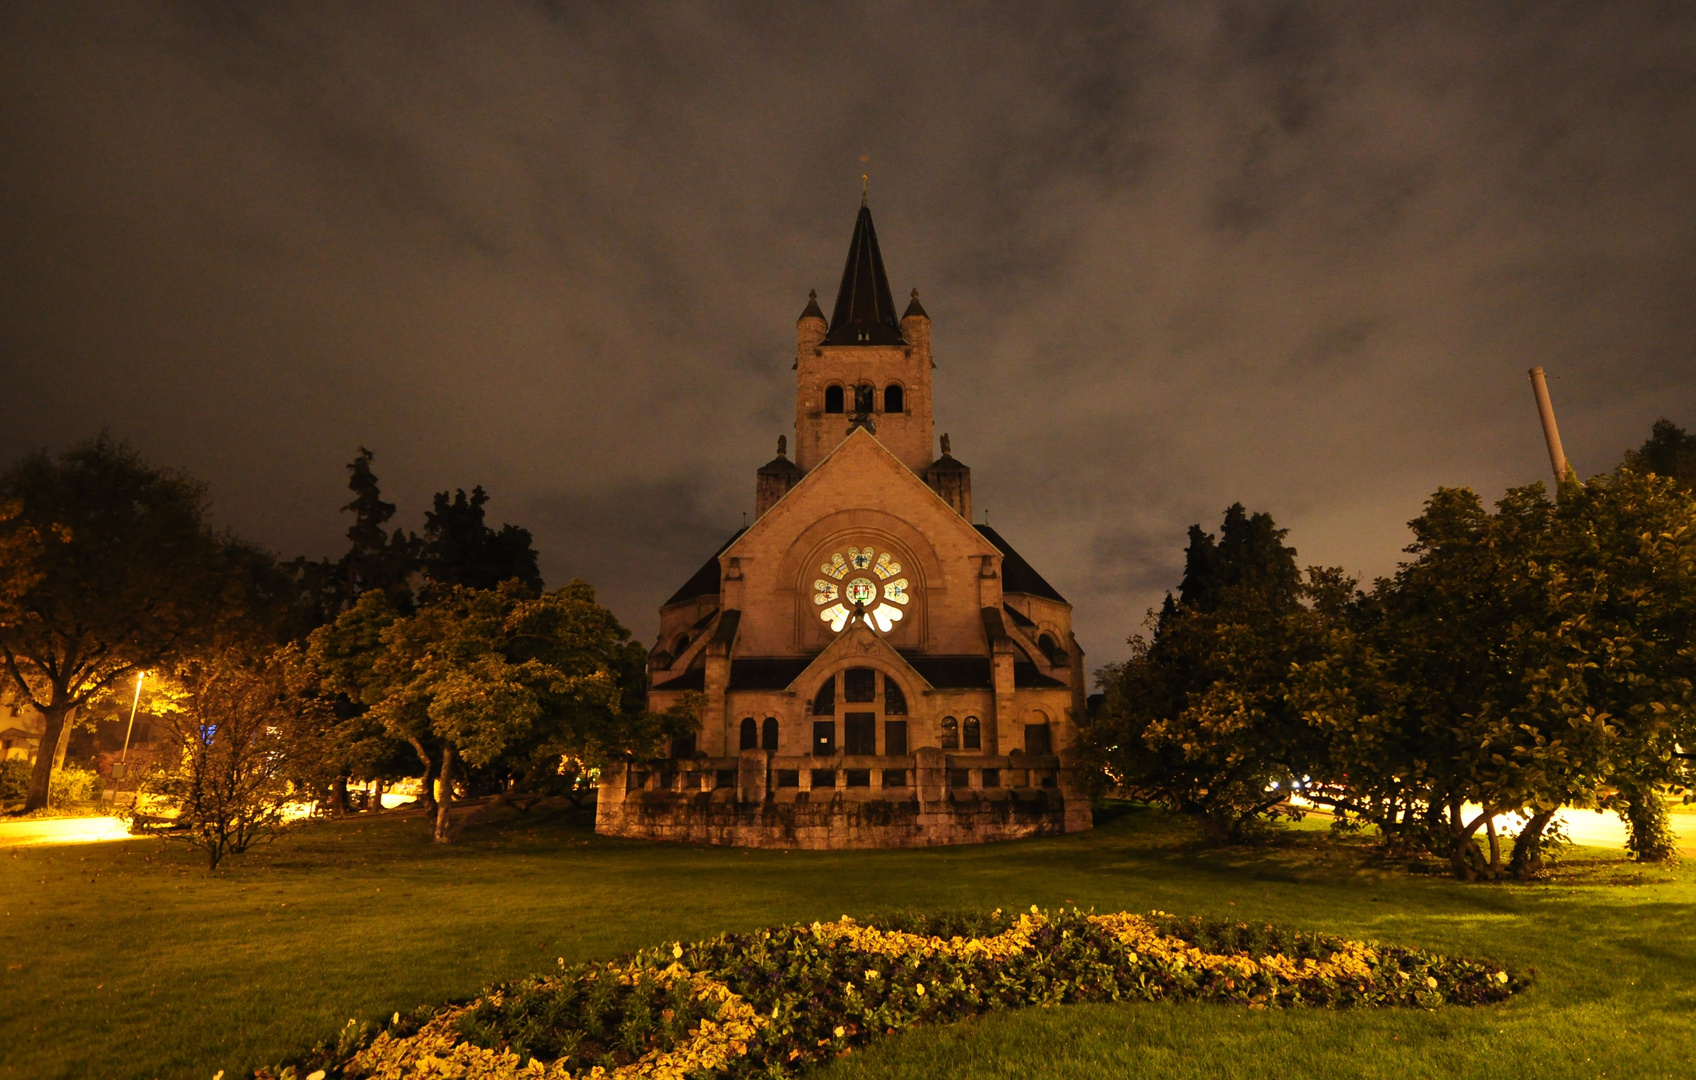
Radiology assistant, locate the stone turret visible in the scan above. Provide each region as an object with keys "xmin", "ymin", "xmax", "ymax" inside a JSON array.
[
  {"xmin": 755, "ymin": 435, "xmax": 802, "ymax": 518},
  {"xmin": 923, "ymin": 432, "xmax": 971, "ymax": 520}
]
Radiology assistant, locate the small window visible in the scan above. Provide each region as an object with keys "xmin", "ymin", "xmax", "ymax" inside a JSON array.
[
  {"xmin": 812, "ymin": 679, "xmax": 835, "ymax": 716},
  {"xmin": 813, "ymin": 720, "xmax": 836, "ymax": 757},
  {"xmin": 884, "ymin": 720, "xmax": 908, "ymax": 757},
  {"xmin": 776, "ymin": 769, "xmax": 799, "ymax": 788},
  {"xmin": 811, "ymin": 767, "xmax": 837, "ymax": 790},
  {"xmin": 739, "ymin": 717, "xmax": 757, "ymax": 751},
  {"xmin": 963, "ymin": 716, "xmax": 981, "ymax": 751},
  {"xmin": 1025, "ymin": 723, "xmax": 1052, "ymax": 756},
  {"xmin": 761, "ymin": 717, "xmax": 779, "ymax": 751},
  {"xmin": 949, "ymin": 769, "xmax": 971, "ymax": 788},
  {"xmin": 941, "ymin": 716, "xmax": 959, "ymax": 750},
  {"xmin": 844, "ymin": 713, "xmax": 876, "ymax": 755},
  {"xmin": 845, "ymin": 769, "xmax": 871, "ymax": 788},
  {"xmin": 884, "ymin": 676, "xmax": 907, "ymax": 715},
  {"xmin": 881, "ymin": 768, "xmax": 909, "ymax": 788},
  {"xmin": 715, "ymin": 769, "xmax": 737, "ymax": 789},
  {"xmin": 855, "ymin": 383, "xmax": 875, "ymax": 413},
  {"xmin": 983, "ymin": 768, "xmax": 1001, "ymax": 788},
  {"xmin": 824, "ymin": 385, "xmax": 845, "ymax": 413},
  {"xmin": 672, "ymin": 733, "xmax": 697, "ymax": 759},
  {"xmin": 884, "ymin": 384, "xmax": 904, "ymax": 413},
  {"xmin": 844, "ymin": 667, "xmax": 876, "ymax": 702}
]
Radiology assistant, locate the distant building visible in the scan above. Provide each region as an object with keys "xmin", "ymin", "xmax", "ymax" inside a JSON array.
[
  {"xmin": 1, "ymin": 691, "xmax": 44, "ymax": 763},
  {"xmin": 597, "ymin": 200, "xmax": 1091, "ymax": 848}
]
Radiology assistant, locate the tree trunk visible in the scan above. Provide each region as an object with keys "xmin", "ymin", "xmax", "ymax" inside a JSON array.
[
  {"xmin": 408, "ymin": 737, "xmax": 437, "ymax": 813},
  {"xmin": 329, "ymin": 774, "xmax": 350, "ymax": 817},
  {"xmin": 433, "ymin": 745, "xmax": 456, "ymax": 843},
  {"xmin": 23, "ymin": 701, "xmax": 74, "ymax": 813},
  {"xmin": 1507, "ymin": 808, "xmax": 1559, "ymax": 879},
  {"xmin": 1486, "ymin": 815, "xmax": 1501, "ymax": 874},
  {"xmin": 373, "ymin": 777, "xmax": 386, "ymax": 812}
]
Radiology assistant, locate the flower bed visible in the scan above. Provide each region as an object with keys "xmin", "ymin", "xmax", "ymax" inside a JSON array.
[{"xmin": 257, "ymin": 907, "xmax": 1527, "ymax": 1079}]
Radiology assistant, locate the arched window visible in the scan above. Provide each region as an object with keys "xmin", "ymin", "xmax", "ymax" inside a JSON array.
[
  {"xmin": 940, "ymin": 716, "xmax": 959, "ymax": 750},
  {"xmin": 963, "ymin": 716, "xmax": 981, "ymax": 750},
  {"xmin": 883, "ymin": 675, "xmax": 907, "ymax": 715},
  {"xmin": 1037, "ymin": 633, "xmax": 1063, "ymax": 665},
  {"xmin": 761, "ymin": 717, "xmax": 779, "ymax": 751},
  {"xmin": 883, "ymin": 384, "xmax": 904, "ymax": 413},
  {"xmin": 812, "ymin": 678, "xmax": 835, "ymax": 716},
  {"xmin": 854, "ymin": 383, "xmax": 875, "ymax": 413},
  {"xmin": 844, "ymin": 667, "xmax": 876, "ymax": 703},
  {"xmin": 824, "ymin": 385, "xmax": 845, "ymax": 413},
  {"xmin": 739, "ymin": 717, "xmax": 758, "ymax": 751},
  {"xmin": 673, "ymin": 634, "xmax": 691, "ymax": 657}
]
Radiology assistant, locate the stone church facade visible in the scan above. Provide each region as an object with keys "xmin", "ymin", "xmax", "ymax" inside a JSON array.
[{"xmin": 596, "ymin": 201, "xmax": 1091, "ymax": 847}]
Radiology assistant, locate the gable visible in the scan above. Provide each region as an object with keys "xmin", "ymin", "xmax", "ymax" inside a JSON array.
[{"xmin": 726, "ymin": 427, "xmax": 996, "ymax": 564}]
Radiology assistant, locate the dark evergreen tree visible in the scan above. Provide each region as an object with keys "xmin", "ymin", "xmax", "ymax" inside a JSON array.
[
  {"xmin": 420, "ymin": 486, "xmax": 543, "ymax": 596},
  {"xmin": 287, "ymin": 447, "xmax": 420, "ymax": 634},
  {"xmin": 1087, "ymin": 504, "xmax": 1332, "ymax": 842},
  {"xmin": 1624, "ymin": 418, "xmax": 1696, "ymax": 494}
]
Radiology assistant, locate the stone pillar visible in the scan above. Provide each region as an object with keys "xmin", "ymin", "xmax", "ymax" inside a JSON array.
[
  {"xmin": 915, "ymin": 747, "xmax": 946, "ymax": 804},
  {"xmin": 738, "ymin": 749, "xmax": 769, "ymax": 803},
  {"xmin": 595, "ymin": 762, "xmax": 629, "ymax": 835}
]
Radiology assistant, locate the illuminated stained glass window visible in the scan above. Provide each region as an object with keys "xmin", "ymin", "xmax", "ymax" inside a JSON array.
[{"xmin": 813, "ymin": 546, "xmax": 913, "ymax": 633}]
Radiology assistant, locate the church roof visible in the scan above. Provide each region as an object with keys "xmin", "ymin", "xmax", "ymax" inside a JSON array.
[
  {"xmin": 662, "ymin": 528, "xmax": 746, "ymax": 607},
  {"xmin": 822, "ymin": 204, "xmax": 906, "ymax": 346},
  {"xmin": 975, "ymin": 525, "xmax": 1068, "ymax": 603}
]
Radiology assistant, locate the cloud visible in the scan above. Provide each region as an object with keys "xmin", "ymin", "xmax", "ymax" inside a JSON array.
[{"xmin": 2, "ymin": 0, "xmax": 1693, "ymax": 665}]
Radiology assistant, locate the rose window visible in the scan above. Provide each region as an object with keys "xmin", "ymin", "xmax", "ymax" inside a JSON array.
[{"xmin": 814, "ymin": 546, "xmax": 910, "ymax": 633}]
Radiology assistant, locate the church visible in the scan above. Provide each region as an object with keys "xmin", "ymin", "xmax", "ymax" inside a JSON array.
[{"xmin": 595, "ymin": 199, "xmax": 1091, "ymax": 847}]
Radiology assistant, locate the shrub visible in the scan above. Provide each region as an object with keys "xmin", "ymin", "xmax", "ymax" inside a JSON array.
[
  {"xmin": 49, "ymin": 764, "xmax": 102, "ymax": 807},
  {"xmin": 255, "ymin": 906, "xmax": 1527, "ymax": 1080},
  {"xmin": 0, "ymin": 758, "xmax": 30, "ymax": 802}
]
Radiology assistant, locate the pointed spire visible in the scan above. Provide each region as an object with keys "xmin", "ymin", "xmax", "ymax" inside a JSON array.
[
  {"xmin": 823, "ymin": 203, "xmax": 904, "ymax": 346},
  {"xmin": 799, "ymin": 289, "xmax": 825, "ymax": 322},
  {"xmin": 902, "ymin": 287, "xmax": 928, "ymax": 321}
]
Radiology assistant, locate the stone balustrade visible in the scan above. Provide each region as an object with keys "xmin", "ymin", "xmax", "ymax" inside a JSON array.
[{"xmin": 595, "ymin": 747, "xmax": 1090, "ymax": 849}]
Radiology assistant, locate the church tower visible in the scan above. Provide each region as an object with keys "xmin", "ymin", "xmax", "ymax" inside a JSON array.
[{"xmin": 793, "ymin": 199, "xmax": 936, "ymax": 474}]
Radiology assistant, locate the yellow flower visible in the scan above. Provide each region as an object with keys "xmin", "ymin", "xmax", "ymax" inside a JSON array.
[
  {"xmin": 834, "ymin": 1026, "xmax": 846, "ymax": 1038},
  {"xmin": 916, "ymin": 983, "xmax": 925, "ymax": 995},
  {"xmin": 673, "ymin": 943, "xmax": 683, "ymax": 959}
]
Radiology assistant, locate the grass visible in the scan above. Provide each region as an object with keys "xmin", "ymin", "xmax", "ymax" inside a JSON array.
[{"xmin": 1, "ymin": 803, "xmax": 1692, "ymax": 1080}]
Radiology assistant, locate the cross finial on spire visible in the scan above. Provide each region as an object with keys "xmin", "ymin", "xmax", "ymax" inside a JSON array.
[{"xmin": 861, "ymin": 173, "xmax": 868, "ymax": 206}]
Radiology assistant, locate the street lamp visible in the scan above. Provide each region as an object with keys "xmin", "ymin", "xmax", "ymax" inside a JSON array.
[{"xmin": 110, "ymin": 671, "xmax": 145, "ymax": 781}]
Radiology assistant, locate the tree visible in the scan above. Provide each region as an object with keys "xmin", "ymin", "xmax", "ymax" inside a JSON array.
[
  {"xmin": 138, "ymin": 648, "xmax": 330, "ymax": 869},
  {"xmin": 420, "ymin": 486, "xmax": 543, "ymax": 597},
  {"xmin": 1295, "ymin": 477, "xmax": 1696, "ymax": 879},
  {"xmin": 1086, "ymin": 505, "xmax": 1338, "ymax": 842},
  {"xmin": 288, "ymin": 447, "xmax": 421, "ymax": 635},
  {"xmin": 1624, "ymin": 419, "xmax": 1696, "ymax": 494},
  {"xmin": 0, "ymin": 437, "xmax": 271, "ymax": 813},
  {"xmin": 309, "ymin": 579, "xmax": 685, "ymax": 842}
]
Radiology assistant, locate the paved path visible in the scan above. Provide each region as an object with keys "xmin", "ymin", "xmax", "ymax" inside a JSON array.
[{"xmin": 0, "ymin": 815, "xmax": 138, "ymax": 848}]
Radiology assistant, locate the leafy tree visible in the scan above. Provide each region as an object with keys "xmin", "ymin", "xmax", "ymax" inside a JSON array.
[
  {"xmin": 309, "ymin": 579, "xmax": 688, "ymax": 842},
  {"xmin": 1296, "ymin": 477, "xmax": 1696, "ymax": 879},
  {"xmin": 136, "ymin": 648, "xmax": 332, "ymax": 869},
  {"xmin": 420, "ymin": 486, "xmax": 543, "ymax": 597},
  {"xmin": 1087, "ymin": 505, "xmax": 1338, "ymax": 842},
  {"xmin": 0, "ymin": 437, "xmax": 273, "ymax": 813},
  {"xmin": 1624, "ymin": 419, "xmax": 1696, "ymax": 494}
]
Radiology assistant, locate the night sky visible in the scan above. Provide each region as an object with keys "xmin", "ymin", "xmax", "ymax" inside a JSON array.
[{"xmin": 3, "ymin": 2, "xmax": 1694, "ymax": 667}]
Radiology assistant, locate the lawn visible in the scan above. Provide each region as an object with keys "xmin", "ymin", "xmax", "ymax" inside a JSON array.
[{"xmin": 1, "ymin": 804, "xmax": 1692, "ymax": 1080}]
